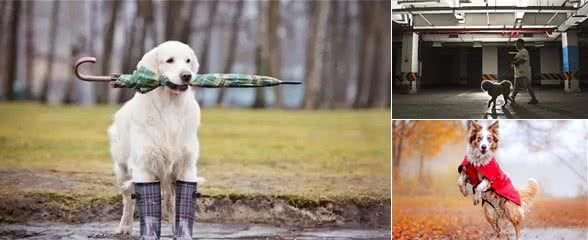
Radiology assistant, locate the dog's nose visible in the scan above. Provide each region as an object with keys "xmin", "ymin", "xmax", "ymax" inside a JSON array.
[
  {"xmin": 180, "ymin": 72, "xmax": 192, "ymax": 83},
  {"xmin": 481, "ymin": 145, "xmax": 487, "ymax": 150}
]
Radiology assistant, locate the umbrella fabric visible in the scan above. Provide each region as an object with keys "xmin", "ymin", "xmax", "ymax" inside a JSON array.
[{"xmin": 112, "ymin": 67, "xmax": 283, "ymax": 94}]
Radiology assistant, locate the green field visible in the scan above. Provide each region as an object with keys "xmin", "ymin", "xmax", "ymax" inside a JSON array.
[{"xmin": 0, "ymin": 103, "xmax": 390, "ymax": 205}]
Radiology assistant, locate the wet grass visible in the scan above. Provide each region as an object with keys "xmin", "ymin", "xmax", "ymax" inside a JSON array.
[{"xmin": 0, "ymin": 102, "xmax": 390, "ymax": 205}]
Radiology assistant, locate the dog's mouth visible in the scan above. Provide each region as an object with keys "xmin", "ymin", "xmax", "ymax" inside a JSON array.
[
  {"xmin": 480, "ymin": 149, "xmax": 488, "ymax": 154},
  {"xmin": 166, "ymin": 82, "xmax": 189, "ymax": 92}
]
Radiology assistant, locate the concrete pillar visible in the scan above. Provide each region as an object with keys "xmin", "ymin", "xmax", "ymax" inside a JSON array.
[
  {"xmin": 562, "ymin": 30, "xmax": 581, "ymax": 92},
  {"xmin": 539, "ymin": 47, "xmax": 562, "ymax": 86},
  {"xmin": 482, "ymin": 46, "xmax": 498, "ymax": 81},
  {"xmin": 400, "ymin": 32, "xmax": 419, "ymax": 93}
]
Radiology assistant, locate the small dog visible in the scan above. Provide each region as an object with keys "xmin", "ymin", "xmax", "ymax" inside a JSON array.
[
  {"xmin": 481, "ymin": 80, "xmax": 513, "ymax": 109},
  {"xmin": 108, "ymin": 41, "xmax": 202, "ymax": 235},
  {"xmin": 457, "ymin": 120, "xmax": 538, "ymax": 240}
]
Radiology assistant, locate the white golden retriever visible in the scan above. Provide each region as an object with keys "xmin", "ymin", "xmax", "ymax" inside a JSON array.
[{"xmin": 108, "ymin": 41, "xmax": 202, "ymax": 234}]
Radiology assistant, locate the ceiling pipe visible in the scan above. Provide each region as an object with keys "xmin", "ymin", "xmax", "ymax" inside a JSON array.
[
  {"xmin": 408, "ymin": 28, "xmax": 555, "ymax": 33},
  {"xmin": 393, "ymin": 6, "xmax": 577, "ymax": 14}
]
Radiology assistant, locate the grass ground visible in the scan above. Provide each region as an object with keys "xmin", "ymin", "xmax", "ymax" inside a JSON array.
[
  {"xmin": 0, "ymin": 102, "xmax": 390, "ymax": 223},
  {"xmin": 393, "ymin": 196, "xmax": 588, "ymax": 239}
]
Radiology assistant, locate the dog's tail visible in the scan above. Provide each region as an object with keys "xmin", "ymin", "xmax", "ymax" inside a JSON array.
[{"xmin": 518, "ymin": 178, "xmax": 539, "ymax": 213}]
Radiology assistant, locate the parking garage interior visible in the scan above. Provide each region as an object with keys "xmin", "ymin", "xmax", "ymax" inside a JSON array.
[{"xmin": 392, "ymin": 0, "xmax": 588, "ymax": 119}]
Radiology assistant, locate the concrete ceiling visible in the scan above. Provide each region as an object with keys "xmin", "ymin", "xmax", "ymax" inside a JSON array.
[{"xmin": 392, "ymin": 0, "xmax": 588, "ymax": 42}]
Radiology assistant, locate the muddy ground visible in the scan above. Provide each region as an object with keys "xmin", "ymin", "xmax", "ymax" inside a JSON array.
[{"xmin": 0, "ymin": 170, "xmax": 390, "ymax": 239}]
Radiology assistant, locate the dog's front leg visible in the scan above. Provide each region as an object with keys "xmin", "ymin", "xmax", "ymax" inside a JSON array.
[
  {"xmin": 473, "ymin": 178, "xmax": 491, "ymax": 205},
  {"xmin": 457, "ymin": 171, "xmax": 469, "ymax": 197},
  {"xmin": 174, "ymin": 149, "xmax": 200, "ymax": 240}
]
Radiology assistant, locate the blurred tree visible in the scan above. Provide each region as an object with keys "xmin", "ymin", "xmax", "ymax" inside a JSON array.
[
  {"xmin": 319, "ymin": 1, "xmax": 338, "ymax": 109},
  {"xmin": 66, "ymin": 36, "xmax": 85, "ymax": 104},
  {"xmin": 334, "ymin": 1, "xmax": 352, "ymax": 108},
  {"xmin": 393, "ymin": 121, "xmax": 464, "ymax": 182},
  {"xmin": 119, "ymin": 0, "xmax": 140, "ymax": 103},
  {"xmin": 25, "ymin": 1, "xmax": 35, "ymax": 100},
  {"xmin": 353, "ymin": 1, "xmax": 376, "ymax": 108},
  {"xmin": 253, "ymin": 1, "xmax": 268, "ymax": 108},
  {"xmin": 393, "ymin": 121, "xmax": 417, "ymax": 181},
  {"xmin": 4, "ymin": 0, "xmax": 20, "ymax": 100},
  {"xmin": 41, "ymin": 1, "xmax": 60, "ymax": 103},
  {"xmin": 199, "ymin": 1, "xmax": 219, "ymax": 74},
  {"xmin": 267, "ymin": 0, "xmax": 282, "ymax": 108},
  {"xmin": 177, "ymin": 0, "xmax": 198, "ymax": 43},
  {"xmin": 303, "ymin": 1, "xmax": 330, "ymax": 109},
  {"xmin": 97, "ymin": 0, "xmax": 121, "ymax": 104},
  {"xmin": 216, "ymin": 0, "xmax": 244, "ymax": 106},
  {"xmin": 165, "ymin": 0, "xmax": 184, "ymax": 40},
  {"xmin": 0, "ymin": 1, "xmax": 5, "ymax": 97},
  {"xmin": 408, "ymin": 121, "xmax": 463, "ymax": 184},
  {"xmin": 368, "ymin": 1, "xmax": 391, "ymax": 108}
]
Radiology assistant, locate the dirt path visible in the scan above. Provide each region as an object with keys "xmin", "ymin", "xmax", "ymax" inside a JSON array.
[{"xmin": 0, "ymin": 222, "xmax": 391, "ymax": 239}]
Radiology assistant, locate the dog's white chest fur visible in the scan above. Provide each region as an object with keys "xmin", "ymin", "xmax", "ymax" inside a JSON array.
[{"xmin": 109, "ymin": 88, "xmax": 201, "ymax": 182}]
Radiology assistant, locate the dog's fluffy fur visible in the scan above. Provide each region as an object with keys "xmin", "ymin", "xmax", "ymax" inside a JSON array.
[
  {"xmin": 457, "ymin": 120, "xmax": 538, "ymax": 240},
  {"xmin": 108, "ymin": 41, "xmax": 202, "ymax": 234},
  {"xmin": 481, "ymin": 80, "xmax": 513, "ymax": 109}
]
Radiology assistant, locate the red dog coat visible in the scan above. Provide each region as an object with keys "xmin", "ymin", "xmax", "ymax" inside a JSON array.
[{"xmin": 459, "ymin": 155, "xmax": 521, "ymax": 206}]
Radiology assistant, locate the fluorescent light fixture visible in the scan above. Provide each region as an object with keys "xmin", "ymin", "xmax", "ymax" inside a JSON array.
[
  {"xmin": 535, "ymin": 41, "xmax": 545, "ymax": 47},
  {"xmin": 473, "ymin": 41, "xmax": 482, "ymax": 48},
  {"xmin": 433, "ymin": 41, "xmax": 442, "ymax": 47}
]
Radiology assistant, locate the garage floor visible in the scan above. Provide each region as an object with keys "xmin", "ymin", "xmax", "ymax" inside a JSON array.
[{"xmin": 392, "ymin": 87, "xmax": 588, "ymax": 119}]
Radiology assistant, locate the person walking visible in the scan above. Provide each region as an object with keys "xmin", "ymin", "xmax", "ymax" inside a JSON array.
[{"xmin": 511, "ymin": 39, "xmax": 539, "ymax": 104}]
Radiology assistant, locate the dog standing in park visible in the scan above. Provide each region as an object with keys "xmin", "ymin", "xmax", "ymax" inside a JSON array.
[
  {"xmin": 481, "ymin": 80, "xmax": 513, "ymax": 109},
  {"xmin": 108, "ymin": 41, "xmax": 203, "ymax": 239},
  {"xmin": 457, "ymin": 120, "xmax": 538, "ymax": 240}
]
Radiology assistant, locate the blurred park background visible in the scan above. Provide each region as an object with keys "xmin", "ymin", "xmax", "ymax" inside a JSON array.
[
  {"xmin": 0, "ymin": 0, "xmax": 391, "ymax": 109},
  {"xmin": 392, "ymin": 120, "xmax": 588, "ymax": 239}
]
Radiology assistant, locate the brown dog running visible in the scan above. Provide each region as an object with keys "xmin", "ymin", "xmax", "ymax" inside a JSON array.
[{"xmin": 457, "ymin": 120, "xmax": 538, "ymax": 240}]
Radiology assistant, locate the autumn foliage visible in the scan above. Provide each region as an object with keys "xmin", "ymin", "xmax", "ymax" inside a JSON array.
[{"xmin": 392, "ymin": 196, "xmax": 588, "ymax": 239}]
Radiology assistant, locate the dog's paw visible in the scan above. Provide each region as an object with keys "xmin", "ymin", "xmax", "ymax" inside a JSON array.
[
  {"xmin": 116, "ymin": 225, "xmax": 132, "ymax": 235},
  {"xmin": 473, "ymin": 196, "xmax": 481, "ymax": 205}
]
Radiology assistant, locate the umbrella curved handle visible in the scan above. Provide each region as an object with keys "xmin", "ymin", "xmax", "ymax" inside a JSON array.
[{"xmin": 74, "ymin": 57, "xmax": 114, "ymax": 82}]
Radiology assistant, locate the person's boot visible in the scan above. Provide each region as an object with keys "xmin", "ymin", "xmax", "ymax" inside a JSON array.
[
  {"xmin": 135, "ymin": 182, "xmax": 162, "ymax": 240},
  {"xmin": 175, "ymin": 181, "xmax": 199, "ymax": 240}
]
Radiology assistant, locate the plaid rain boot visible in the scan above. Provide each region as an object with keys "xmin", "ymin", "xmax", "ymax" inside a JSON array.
[
  {"xmin": 135, "ymin": 182, "xmax": 162, "ymax": 240},
  {"xmin": 175, "ymin": 181, "xmax": 199, "ymax": 240}
]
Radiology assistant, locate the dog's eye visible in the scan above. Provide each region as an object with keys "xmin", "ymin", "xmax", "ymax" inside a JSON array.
[
  {"xmin": 478, "ymin": 136, "xmax": 482, "ymax": 141},
  {"xmin": 186, "ymin": 59, "xmax": 190, "ymax": 63},
  {"xmin": 166, "ymin": 58, "xmax": 174, "ymax": 63}
]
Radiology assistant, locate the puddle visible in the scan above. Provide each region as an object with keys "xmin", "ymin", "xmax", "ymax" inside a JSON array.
[{"xmin": 0, "ymin": 222, "xmax": 391, "ymax": 239}]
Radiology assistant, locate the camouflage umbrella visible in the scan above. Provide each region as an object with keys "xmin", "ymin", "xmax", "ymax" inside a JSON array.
[{"xmin": 74, "ymin": 57, "xmax": 301, "ymax": 94}]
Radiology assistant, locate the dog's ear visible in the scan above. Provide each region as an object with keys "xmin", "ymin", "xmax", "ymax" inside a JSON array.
[
  {"xmin": 137, "ymin": 46, "xmax": 159, "ymax": 75},
  {"xmin": 467, "ymin": 120, "xmax": 481, "ymax": 131},
  {"xmin": 488, "ymin": 121, "xmax": 499, "ymax": 135},
  {"xmin": 190, "ymin": 48, "xmax": 200, "ymax": 74}
]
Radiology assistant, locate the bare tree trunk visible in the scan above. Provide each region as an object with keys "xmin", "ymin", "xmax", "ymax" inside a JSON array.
[
  {"xmin": 41, "ymin": 1, "xmax": 60, "ymax": 103},
  {"xmin": 25, "ymin": 1, "xmax": 35, "ymax": 100},
  {"xmin": 97, "ymin": 0, "xmax": 121, "ymax": 104},
  {"xmin": 353, "ymin": 1, "xmax": 376, "ymax": 108},
  {"xmin": 199, "ymin": 1, "xmax": 219, "ymax": 74},
  {"xmin": 0, "ymin": 1, "xmax": 6, "ymax": 98},
  {"xmin": 334, "ymin": 0, "xmax": 351, "ymax": 108},
  {"xmin": 216, "ymin": 0, "xmax": 244, "ymax": 106},
  {"xmin": 4, "ymin": 0, "xmax": 20, "ymax": 100},
  {"xmin": 252, "ymin": 1, "xmax": 267, "ymax": 108},
  {"xmin": 177, "ymin": 0, "xmax": 198, "ymax": 43},
  {"xmin": 165, "ymin": 0, "xmax": 184, "ymax": 40},
  {"xmin": 302, "ymin": 1, "xmax": 330, "ymax": 109},
  {"xmin": 267, "ymin": 0, "xmax": 282, "ymax": 108},
  {"xmin": 368, "ymin": 1, "xmax": 391, "ymax": 108},
  {"xmin": 118, "ymin": 0, "xmax": 139, "ymax": 103},
  {"xmin": 319, "ymin": 1, "xmax": 339, "ymax": 109}
]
